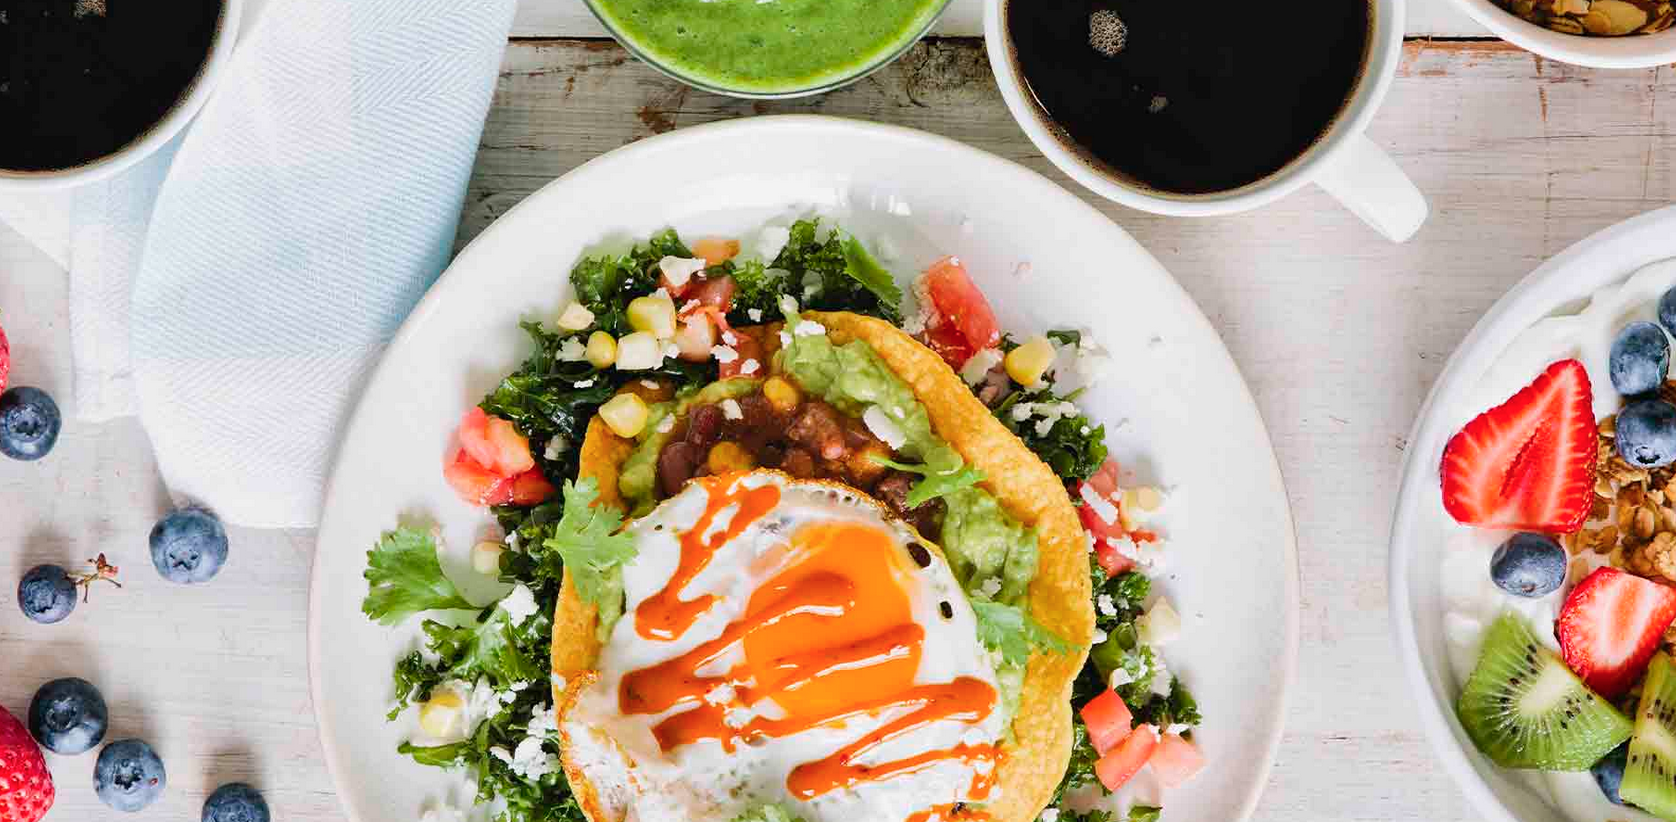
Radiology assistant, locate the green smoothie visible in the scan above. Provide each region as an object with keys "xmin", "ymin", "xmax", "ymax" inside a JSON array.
[{"xmin": 590, "ymin": 0, "xmax": 947, "ymax": 95}]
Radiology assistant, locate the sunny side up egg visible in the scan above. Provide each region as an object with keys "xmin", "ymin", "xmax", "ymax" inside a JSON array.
[{"xmin": 560, "ymin": 470, "xmax": 1007, "ymax": 821}]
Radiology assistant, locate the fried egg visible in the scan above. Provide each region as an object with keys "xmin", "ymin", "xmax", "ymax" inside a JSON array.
[{"xmin": 560, "ymin": 470, "xmax": 1005, "ymax": 822}]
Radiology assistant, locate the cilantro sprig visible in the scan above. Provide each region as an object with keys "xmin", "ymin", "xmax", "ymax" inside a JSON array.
[
  {"xmin": 970, "ymin": 599, "xmax": 1075, "ymax": 667},
  {"xmin": 542, "ymin": 477, "xmax": 636, "ymax": 638},
  {"xmin": 869, "ymin": 455, "xmax": 986, "ymax": 507},
  {"xmin": 362, "ymin": 527, "xmax": 474, "ymax": 625}
]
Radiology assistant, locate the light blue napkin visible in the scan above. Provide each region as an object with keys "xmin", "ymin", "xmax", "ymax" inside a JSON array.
[{"xmin": 128, "ymin": 0, "xmax": 516, "ymax": 528}]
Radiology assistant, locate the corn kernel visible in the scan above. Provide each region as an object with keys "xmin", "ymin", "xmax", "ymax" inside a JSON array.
[
  {"xmin": 556, "ymin": 301, "xmax": 595, "ymax": 331},
  {"xmin": 614, "ymin": 331, "xmax": 664, "ymax": 371},
  {"xmin": 762, "ymin": 376, "xmax": 801, "ymax": 413},
  {"xmin": 471, "ymin": 540, "xmax": 505, "ymax": 575},
  {"xmin": 600, "ymin": 392, "xmax": 650, "ymax": 438},
  {"xmin": 707, "ymin": 441, "xmax": 756, "ymax": 474},
  {"xmin": 418, "ymin": 689, "xmax": 465, "ymax": 738},
  {"xmin": 1004, "ymin": 337, "xmax": 1056, "ymax": 386},
  {"xmin": 585, "ymin": 331, "xmax": 617, "ymax": 368},
  {"xmin": 627, "ymin": 293, "xmax": 677, "ymax": 338}
]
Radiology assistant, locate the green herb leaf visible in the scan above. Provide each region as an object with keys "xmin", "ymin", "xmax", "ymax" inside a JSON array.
[
  {"xmin": 729, "ymin": 804, "xmax": 809, "ymax": 822},
  {"xmin": 840, "ymin": 236, "xmax": 904, "ymax": 314},
  {"xmin": 971, "ymin": 600, "xmax": 1075, "ymax": 666},
  {"xmin": 362, "ymin": 527, "xmax": 474, "ymax": 626},
  {"xmin": 1129, "ymin": 807, "xmax": 1162, "ymax": 822},
  {"xmin": 398, "ymin": 740, "xmax": 472, "ymax": 768},
  {"xmin": 1046, "ymin": 329, "xmax": 1083, "ymax": 347},
  {"xmin": 868, "ymin": 455, "xmax": 986, "ymax": 506},
  {"xmin": 543, "ymin": 477, "xmax": 636, "ymax": 635},
  {"xmin": 993, "ymin": 385, "xmax": 1108, "ymax": 482}
]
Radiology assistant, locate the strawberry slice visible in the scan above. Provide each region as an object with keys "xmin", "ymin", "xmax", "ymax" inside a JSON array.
[
  {"xmin": 0, "ymin": 320, "xmax": 10, "ymax": 395},
  {"xmin": 1440, "ymin": 358, "xmax": 1596, "ymax": 533},
  {"xmin": 1557, "ymin": 566, "xmax": 1676, "ymax": 698}
]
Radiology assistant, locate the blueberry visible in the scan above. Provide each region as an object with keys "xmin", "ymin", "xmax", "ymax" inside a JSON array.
[
  {"xmin": 149, "ymin": 506, "xmax": 229, "ymax": 584},
  {"xmin": 1490, "ymin": 532, "xmax": 1568, "ymax": 598},
  {"xmin": 1617, "ymin": 398, "xmax": 1676, "ymax": 468},
  {"xmin": 17, "ymin": 564, "xmax": 76, "ymax": 624},
  {"xmin": 0, "ymin": 386, "xmax": 61, "ymax": 461},
  {"xmin": 1593, "ymin": 742, "xmax": 1629, "ymax": 805},
  {"xmin": 29, "ymin": 677, "xmax": 107, "ymax": 755},
  {"xmin": 94, "ymin": 739, "xmax": 167, "ymax": 812},
  {"xmin": 203, "ymin": 783, "xmax": 270, "ymax": 822},
  {"xmin": 1610, "ymin": 321, "xmax": 1671, "ymax": 397},
  {"xmin": 1660, "ymin": 287, "xmax": 1676, "ymax": 338}
]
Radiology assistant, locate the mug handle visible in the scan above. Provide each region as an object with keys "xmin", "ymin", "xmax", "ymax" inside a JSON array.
[{"xmin": 1312, "ymin": 133, "xmax": 1429, "ymax": 243}]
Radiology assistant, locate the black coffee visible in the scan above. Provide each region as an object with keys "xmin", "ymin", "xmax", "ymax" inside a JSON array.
[
  {"xmin": 1006, "ymin": 0, "xmax": 1371, "ymax": 195},
  {"xmin": 0, "ymin": 0, "xmax": 224, "ymax": 172}
]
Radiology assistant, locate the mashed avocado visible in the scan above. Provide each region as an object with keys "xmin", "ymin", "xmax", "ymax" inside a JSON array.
[{"xmin": 619, "ymin": 379, "xmax": 761, "ymax": 513}]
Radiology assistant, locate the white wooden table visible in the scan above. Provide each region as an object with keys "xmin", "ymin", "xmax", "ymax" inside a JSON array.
[{"xmin": 2, "ymin": 0, "xmax": 1672, "ymax": 818}]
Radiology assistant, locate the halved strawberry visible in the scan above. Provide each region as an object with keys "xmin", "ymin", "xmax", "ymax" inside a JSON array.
[
  {"xmin": 0, "ymin": 320, "xmax": 10, "ymax": 395},
  {"xmin": 1557, "ymin": 566, "xmax": 1676, "ymax": 698},
  {"xmin": 1440, "ymin": 358, "xmax": 1595, "ymax": 533},
  {"xmin": 443, "ymin": 450, "xmax": 513, "ymax": 506}
]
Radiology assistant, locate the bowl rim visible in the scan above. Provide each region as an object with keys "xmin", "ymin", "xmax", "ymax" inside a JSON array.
[
  {"xmin": 1444, "ymin": 0, "xmax": 1676, "ymax": 69},
  {"xmin": 1388, "ymin": 203, "xmax": 1676, "ymax": 822},
  {"xmin": 578, "ymin": 0, "xmax": 952, "ymax": 99},
  {"xmin": 0, "ymin": 0, "xmax": 244, "ymax": 191}
]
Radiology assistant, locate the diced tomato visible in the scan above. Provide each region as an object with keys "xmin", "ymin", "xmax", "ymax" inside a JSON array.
[
  {"xmin": 691, "ymin": 237, "xmax": 740, "ymax": 266},
  {"xmin": 922, "ymin": 322, "xmax": 976, "ymax": 369},
  {"xmin": 1094, "ymin": 539, "xmax": 1136, "ymax": 576},
  {"xmin": 923, "ymin": 256, "xmax": 1000, "ymax": 353},
  {"xmin": 482, "ymin": 414, "xmax": 535, "ymax": 475},
  {"xmin": 719, "ymin": 332, "xmax": 764, "ymax": 380},
  {"xmin": 456, "ymin": 407, "xmax": 498, "ymax": 471},
  {"xmin": 507, "ymin": 469, "xmax": 556, "ymax": 506},
  {"xmin": 443, "ymin": 450, "xmax": 513, "ymax": 506},
  {"xmin": 1086, "ymin": 458, "xmax": 1122, "ymax": 498},
  {"xmin": 689, "ymin": 274, "xmax": 737, "ymax": 312},
  {"xmin": 1079, "ymin": 689, "xmax": 1134, "ymax": 755},
  {"xmin": 1149, "ymin": 734, "xmax": 1206, "ymax": 788},
  {"xmin": 1095, "ymin": 724, "xmax": 1159, "ymax": 791}
]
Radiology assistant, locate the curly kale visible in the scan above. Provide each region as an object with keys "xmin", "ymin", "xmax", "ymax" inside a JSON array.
[
  {"xmin": 729, "ymin": 219, "xmax": 903, "ymax": 325},
  {"xmin": 994, "ymin": 385, "xmax": 1108, "ymax": 483}
]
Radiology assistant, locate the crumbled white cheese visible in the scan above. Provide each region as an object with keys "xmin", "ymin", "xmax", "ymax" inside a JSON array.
[
  {"xmin": 663, "ymin": 342, "xmax": 681, "ymax": 359},
  {"xmin": 778, "ymin": 331, "xmax": 793, "ymax": 346},
  {"xmin": 978, "ymin": 577, "xmax": 1002, "ymax": 598},
  {"xmin": 704, "ymin": 683, "xmax": 737, "ymax": 705},
  {"xmin": 507, "ymin": 737, "xmax": 558, "ymax": 781},
  {"xmin": 747, "ymin": 308, "xmax": 763, "ymax": 322},
  {"xmin": 504, "ymin": 531, "xmax": 520, "ymax": 549},
  {"xmin": 640, "ymin": 379, "xmax": 660, "ymax": 389},
  {"xmin": 721, "ymin": 399, "xmax": 743, "ymax": 420},
  {"xmin": 500, "ymin": 584, "xmax": 538, "ymax": 627},
  {"xmin": 778, "ymin": 294, "xmax": 800, "ymax": 317},
  {"xmin": 794, "ymin": 319, "xmax": 826, "ymax": 337},
  {"xmin": 960, "ymin": 347, "xmax": 1004, "ymax": 386},
  {"xmin": 1150, "ymin": 657, "xmax": 1174, "ymax": 697},
  {"xmin": 721, "ymin": 330, "xmax": 738, "ymax": 345},
  {"xmin": 863, "ymin": 405, "xmax": 907, "ymax": 450},
  {"xmin": 551, "ymin": 673, "xmax": 567, "ymax": 690},
  {"xmin": 658, "ymin": 256, "xmax": 707, "ymax": 289},
  {"xmin": 900, "ymin": 309, "xmax": 927, "ymax": 336},
  {"xmin": 723, "ymin": 707, "xmax": 755, "ymax": 729},
  {"xmin": 556, "ymin": 302, "xmax": 595, "ymax": 331},
  {"xmin": 1165, "ymin": 722, "xmax": 1191, "ymax": 736},
  {"xmin": 1078, "ymin": 483, "xmax": 1120, "ymax": 526},
  {"xmin": 1010, "ymin": 402, "xmax": 1035, "ymax": 422},
  {"xmin": 1039, "ymin": 810, "xmax": 1060, "ymax": 822},
  {"xmin": 526, "ymin": 703, "xmax": 559, "ymax": 737},
  {"xmin": 543, "ymin": 437, "xmax": 569, "ymax": 462},
  {"xmin": 656, "ymin": 414, "xmax": 675, "ymax": 434},
  {"xmin": 573, "ymin": 378, "xmax": 595, "ymax": 389},
  {"xmin": 1096, "ymin": 594, "xmax": 1117, "ymax": 617},
  {"xmin": 711, "ymin": 345, "xmax": 739, "ymax": 363},
  {"xmin": 556, "ymin": 337, "xmax": 587, "ymax": 362},
  {"xmin": 755, "ymin": 225, "xmax": 791, "ymax": 262},
  {"xmin": 740, "ymin": 359, "xmax": 760, "ymax": 375},
  {"xmin": 509, "ymin": 680, "xmax": 531, "ymax": 692},
  {"xmin": 1108, "ymin": 667, "xmax": 1134, "ymax": 688}
]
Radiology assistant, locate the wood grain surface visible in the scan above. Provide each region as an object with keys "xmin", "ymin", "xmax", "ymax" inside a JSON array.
[{"xmin": 2, "ymin": 35, "xmax": 1673, "ymax": 822}]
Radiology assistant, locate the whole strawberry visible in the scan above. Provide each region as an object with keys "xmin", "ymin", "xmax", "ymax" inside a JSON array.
[
  {"xmin": 0, "ymin": 320, "xmax": 9, "ymax": 395},
  {"xmin": 0, "ymin": 707, "xmax": 54, "ymax": 822}
]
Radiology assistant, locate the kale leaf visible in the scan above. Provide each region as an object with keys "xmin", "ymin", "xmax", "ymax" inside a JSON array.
[
  {"xmin": 729, "ymin": 219, "xmax": 903, "ymax": 325},
  {"xmin": 994, "ymin": 385, "xmax": 1108, "ymax": 483}
]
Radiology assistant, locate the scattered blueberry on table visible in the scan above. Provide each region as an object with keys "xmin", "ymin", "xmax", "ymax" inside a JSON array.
[
  {"xmin": 17, "ymin": 565, "xmax": 77, "ymax": 624},
  {"xmin": 0, "ymin": 386, "xmax": 61, "ymax": 461},
  {"xmin": 94, "ymin": 738, "xmax": 166, "ymax": 812},
  {"xmin": 1490, "ymin": 532, "xmax": 1568, "ymax": 598},
  {"xmin": 28, "ymin": 677, "xmax": 108, "ymax": 756},
  {"xmin": 1592, "ymin": 742, "xmax": 1629, "ymax": 805},
  {"xmin": 1615, "ymin": 397, "xmax": 1676, "ymax": 468},
  {"xmin": 1609, "ymin": 320, "xmax": 1671, "ymax": 397},
  {"xmin": 203, "ymin": 782, "xmax": 270, "ymax": 822},
  {"xmin": 150, "ymin": 506, "xmax": 229, "ymax": 584}
]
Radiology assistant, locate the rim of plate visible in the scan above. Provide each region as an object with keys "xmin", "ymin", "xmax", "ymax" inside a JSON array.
[
  {"xmin": 307, "ymin": 114, "xmax": 1301, "ymax": 822},
  {"xmin": 1388, "ymin": 203, "xmax": 1676, "ymax": 822}
]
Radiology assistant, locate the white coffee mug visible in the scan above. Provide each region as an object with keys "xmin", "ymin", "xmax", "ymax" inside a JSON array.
[
  {"xmin": 0, "ymin": 0, "xmax": 243, "ymax": 193},
  {"xmin": 984, "ymin": 0, "xmax": 1428, "ymax": 243}
]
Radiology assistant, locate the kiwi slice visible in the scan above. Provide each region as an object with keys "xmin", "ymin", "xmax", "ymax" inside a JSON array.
[
  {"xmin": 1457, "ymin": 611, "xmax": 1633, "ymax": 770},
  {"xmin": 1621, "ymin": 653, "xmax": 1676, "ymax": 818}
]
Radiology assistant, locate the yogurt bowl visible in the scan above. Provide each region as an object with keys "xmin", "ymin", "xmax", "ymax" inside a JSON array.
[{"xmin": 1392, "ymin": 204, "xmax": 1676, "ymax": 822}]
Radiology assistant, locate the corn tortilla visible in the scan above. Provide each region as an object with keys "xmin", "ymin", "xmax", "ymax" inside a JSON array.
[{"xmin": 552, "ymin": 311, "xmax": 1096, "ymax": 822}]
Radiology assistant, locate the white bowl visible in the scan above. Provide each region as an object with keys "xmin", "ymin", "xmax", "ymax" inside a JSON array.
[
  {"xmin": 1447, "ymin": 0, "xmax": 1676, "ymax": 69},
  {"xmin": 1390, "ymin": 204, "xmax": 1676, "ymax": 822},
  {"xmin": 0, "ymin": 0, "xmax": 243, "ymax": 192}
]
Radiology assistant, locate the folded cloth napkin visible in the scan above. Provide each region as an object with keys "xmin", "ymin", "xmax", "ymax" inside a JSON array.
[{"xmin": 1, "ymin": 0, "xmax": 516, "ymax": 528}]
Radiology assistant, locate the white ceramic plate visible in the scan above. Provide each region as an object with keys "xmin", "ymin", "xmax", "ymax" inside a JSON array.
[
  {"xmin": 1391, "ymin": 204, "xmax": 1676, "ymax": 822},
  {"xmin": 308, "ymin": 116, "xmax": 1298, "ymax": 822}
]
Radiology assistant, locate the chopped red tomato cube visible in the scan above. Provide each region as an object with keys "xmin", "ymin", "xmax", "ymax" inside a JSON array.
[
  {"xmin": 1094, "ymin": 539, "xmax": 1136, "ymax": 576},
  {"xmin": 1079, "ymin": 689, "xmax": 1135, "ymax": 755},
  {"xmin": 1149, "ymin": 733, "xmax": 1206, "ymax": 788},
  {"xmin": 719, "ymin": 331, "xmax": 764, "ymax": 381},
  {"xmin": 921, "ymin": 322, "xmax": 976, "ymax": 369},
  {"xmin": 1095, "ymin": 724, "xmax": 1159, "ymax": 791},
  {"xmin": 507, "ymin": 469, "xmax": 556, "ymax": 506},
  {"xmin": 923, "ymin": 256, "xmax": 1000, "ymax": 354},
  {"xmin": 443, "ymin": 450, "xmax": 513, "ymax": 506}
]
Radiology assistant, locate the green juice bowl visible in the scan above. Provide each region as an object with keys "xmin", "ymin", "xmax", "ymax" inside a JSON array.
[{"xmin": 583, "ymin": 0, "xmax": 953, "ymax": 98}]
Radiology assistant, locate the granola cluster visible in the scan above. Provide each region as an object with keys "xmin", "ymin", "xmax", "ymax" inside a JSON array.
[
  {"xmin": 1567, "ymin": 385, "xmax": 1676, "ymax": 595},
  {"xmin": 1498, "ymin": 0, "xmax": 1675, "ymax": 36}
]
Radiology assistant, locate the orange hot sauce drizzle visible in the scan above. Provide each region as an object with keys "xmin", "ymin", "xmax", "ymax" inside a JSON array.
[
  {"xmin": 618, "ymin": 496, "xmax": 1001, "ymax": 814},
  {"xmin": 634, "ymin": 474, "xmax": 782, "ymax": 641}
]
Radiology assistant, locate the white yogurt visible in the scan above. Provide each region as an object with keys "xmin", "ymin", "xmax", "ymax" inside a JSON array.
[{"xmin": 1438, "ymin": 259, "xmax": 1676, "ymax": 822}]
